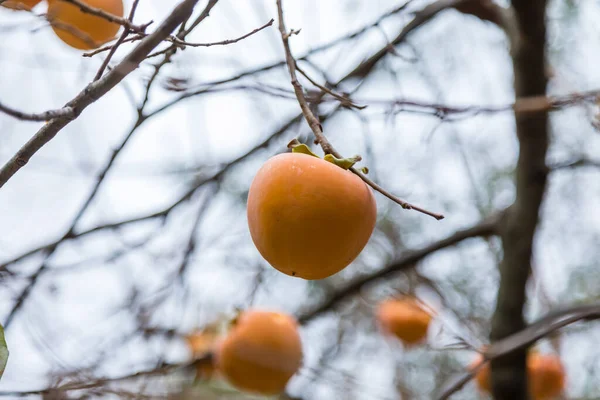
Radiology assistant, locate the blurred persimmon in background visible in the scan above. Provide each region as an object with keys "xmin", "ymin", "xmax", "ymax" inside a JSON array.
[
  {"xmin": 215, "ymin": 309, "xmax": 303, "ymax": 395},
  {"xmin": 376, "ymin": 297, "xmax": 433, "ymax": 346},
  {"xmin": 471, "ymin": 351, "xmax": 566, "ymax": 400},
  {"xmin": 184, "ymin": 327, "xmax": 222, "ymax": 381},
  {"xmin": 1, "ymin": 0, "xmax": 42, "ymax": 10},
  {"xmin": 47, "ymin": 0, "xmax": 124, "ymax": 50}
]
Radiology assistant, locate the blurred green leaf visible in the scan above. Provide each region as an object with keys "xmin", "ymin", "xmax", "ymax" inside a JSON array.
[{"xmin": 0, "ymin": 324, "xmax": 8, "ymax": 381}]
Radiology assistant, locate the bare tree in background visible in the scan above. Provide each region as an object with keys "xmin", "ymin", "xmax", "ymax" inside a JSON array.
[{"xmin": 1, "ymin": 0, "xmax": 599, "ymax": 399}]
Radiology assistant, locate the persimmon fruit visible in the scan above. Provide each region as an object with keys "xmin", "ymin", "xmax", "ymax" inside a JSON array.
[
  {"xmin": 376, "ymin": 297, "xmax": 432, "ymax": 346},
  {"xmin": 215, "ymin": 310, "xmax": 303, "ymax": 395},
  {"xmin": 1, "ymin": 0, "xmax": 42, "ymax": 10},
  {"xmin": 185, "ymin": 330, "xmax": 219, "ymax": 357},
  {"xmin": 47, "ymin": 0, "xmax": 124, "ymax": 50},
  {"xmin": 247, "ymin": 152, "xmax": 377, "ymax": 280},
  {"xmin": 184, "ymin": 330, "xmax": 221, "ymax": 380},
  {"xmin": 471, "ymin": 351, "xmax": 566, "ymax": 400}
]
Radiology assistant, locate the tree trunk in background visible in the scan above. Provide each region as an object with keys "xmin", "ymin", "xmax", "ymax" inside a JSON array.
[{"xmin": 490, "ymin": 0, "xmax": 549, "ymax": 399}]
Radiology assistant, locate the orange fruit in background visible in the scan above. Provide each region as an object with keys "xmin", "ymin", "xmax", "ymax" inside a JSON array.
[
  {"xmin": 185, "ymin": 330, "xmax": 219, "ymax": 357},
  {"xmin": 47, "ymin": 0, "xmax": 124, "ymax": 50},
  {"xmin": 376, "ymin": 297, "xmax": 432, "ymax": 346},
  {"xmin": 471, "ymin": 352, "xmax": 566, "ymax": 399},
  {"xmin": 184, "ymin": 330, "xmax": 221, "ymax": 380},
  {"xmin": 528, "ymin": 353, "xmax": 566, "ymax": 399},
  {"xmin": 215, "ymin": 310, "xmax": 303, "ymax": 395},
  {"xmin": 470, "ymin": 354, "xmax": 491, "ymax": 393},
  {"xmin": 247, "ymin": 152, "xmax": 377, "ymax": 280},
  {"xmin": 1, "ymin": 0, "xmax": 42, "ymax": 10}
]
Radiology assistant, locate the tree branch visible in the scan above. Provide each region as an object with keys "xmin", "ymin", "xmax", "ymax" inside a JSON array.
[
  {"xmin": 0, "ymin": 103, "xmax": 74, "ymax": 122},
  {"xmin": 0, "ymin": 113, "xmax": 303, "ymax": 274},
  {"xmin": 93, "ymin": 0, "xmax": 143, "ymax": 81},
  {"xmin": 177, "ymin": 18, "xmax": 274, "ymax": 47},
  {"xmin": 350, "ymin": 88, "xmax": 600, "ymax": 119},
  {"xmin": 1, "ymin": 0, "xmax": 208, "ymax": 330},
  {"xmin": 436, "ymin": 302, "xmax": 600, "ymax": 400},
  {"xmin": 341, "ymin": 0, "xmax": 471, "ymax": 81},
  {"xmin": 298, "ymin": 212, "xmax": 501, "ymax": 324},
  {"xmin": 489, "ymin": 1, "xmax": 549, "ymax": 398},
  {"xmin": 549, "ymin": 157, "xmax": 600, "ymax": 171},
  {"xmin": 276, "ymin": 0, "xmax": 445, "ymax": 220},
  {"xmin": 55, "ymin": 0, "xmax": 150, "ymax": 34},
  {"xmin": 0, "ymin": 0, "xmax": 202, "ymax": 189},
  {"xmin": 0, "ymin": 356, "xmax": 212, "ymax": 397}
]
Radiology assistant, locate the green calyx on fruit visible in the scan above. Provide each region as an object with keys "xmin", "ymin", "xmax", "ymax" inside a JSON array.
[
  {"xmin": 324, "ymin": 154, "xmax": 362, "ymax": 170},
  {"xmin": 287, "ymin": 138, "xmax": 319, "ymax": 158},
  {"xmin": 287, "ymin": 138, "xmax": 368, "ymax": 172}
]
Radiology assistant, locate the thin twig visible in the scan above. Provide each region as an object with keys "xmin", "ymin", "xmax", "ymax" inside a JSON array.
[
  {"xmin": 276, "ymin": 2, "xmax": 328, "ymax": 150},
  {"xmin": 84, "ymin": 8, "xmax": 270, "ymax": 58},
  {"xmin": 94, "ymin": 0, "xmax": 142, "ymax": 81},
  {"xmin": 182, "ymin": 0, "xmax": 219, "ymax": 36},
  {"xmin": 177, "ymin": 18, "xmax": 274, "ymax": 47},
  {"xmin": 352, "ymin": 169, "xmax": 445, "ymax": 220},
  {"xmin": 45, "ymin": 16, "xmax": 101, "ymax": 49},
  {"xmin": 0, "ymin": 103, "xmax": 74, "ymax": 122},
  {"xmin": 276, "ymin": 0, "xmax": 445, "ymax": 220},
  {"xmin": 549, "ymin": 158, "xmax": 600, "ymax": 171},
  {"xmin": 56, "ymin": 0, "xmax": 149, "ymax": 34},
  {"xmin": 354, "ymin": 89, "xmax": 600, "ymax": 118},
  {"xmin": 83, "ymin": 35, "xmax": 145, "ymax": 57},
  {"xmin": 295, "ymin": 64, "xmax": 366, "ymax": 110},
  {"xmin": 0, "ymin": 356, "xmax": 212, "ymax": 397}
]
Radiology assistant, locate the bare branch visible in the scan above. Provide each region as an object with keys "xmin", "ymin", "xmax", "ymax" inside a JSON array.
[
  {"xmin": 1, "ymin": 0, "xmax": 206, "ymax": 330},
  {"xmin": 549, "ymin": 157, "xmax": 600, "ymax": 171},
  {"xmin": 182, "ymin": 0, "xmax": 219, "ymax": 36},
  {"xmin": 298, "ymin": 212, "xmax": 501, "ymax": 324},
  {"xmin": 276, "ymin": 0, "xmax": 445, "ymax": 220},
  {"xmin": 0, "ymin": 356, "xmax": 212, "ymax": 397},
  {"xmin": 55, "ymin": 0, "xmax": 150, "ymax": 34},
  {"xmin": 93, "ymin": 0, "xmax": 143, "ymax": 81},
  {"xmin": 0, "ymin": 102, "xmax": 74, "ymax": 122},
  {"xmin": 436, "ymin": 302, "xmax": 600, "ymax": 399},
  {"xmin": 86, "ymin": 16, "xmax": 273, "ymax": 59},
  {"xmin": 1, "ymin": 113, "xmax": 303, "ymax": 274},
  {"xmin": 353, "ymin": 88, "xmax": 600, "ymax": 118},
  {"xmin": 341, "ymin": 0, "xmax": 471, "ymax": 81},
  {"xmin": 0, "ymin": 0, "xmax": 202, "ymax": 189},
  {"xmin": 177, "ymin": 18, "xmax": 274, "ymax": 47},
  {"xmin": 276, "ymin": 0, "xmax": 327, "ymax": 147},
  {"xmin": 295, "ymin": 64, "xmax": 366, "ymax": 110},
  {"xmin": 155, "ymin": 0, "xmax": 461, "ymax": 115}
]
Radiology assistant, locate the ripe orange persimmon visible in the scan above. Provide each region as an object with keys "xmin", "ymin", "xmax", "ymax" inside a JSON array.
[
  {"xmin": 376, "ymin": 297, "xmax": 432, "ymax": 346},
  {"xmin": 247, "ymin": 152, "xmax": 377, "ymax": 280},
  {"xmin": 471, "ymin": 352, "xmax": 566, "ymax": 400},
  {"xmin": 215, "ymin": 310, "xmax": 303, "ymax": 395},
  {"xmin": 1, "ymin": 0, "xmax": 41, "ymax": 10},
  {"xmin": 47, "ymin": 0, "xmax": 124, "ymax": 50}
]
